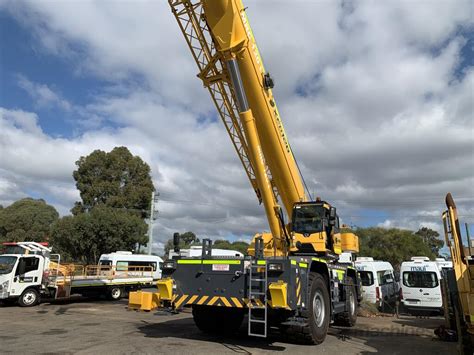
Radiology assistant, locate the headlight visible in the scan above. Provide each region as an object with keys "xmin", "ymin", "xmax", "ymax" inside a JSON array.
[
  {"xmin": 268, "ymin": 263, "xmax": 284, "ymax": 272},
  {"xmin": 163, "ymin": 261, "xmax": 176, "ymax": 270},
  {"xmin": 0, "ymin": 280, "xmax": 8, "ymax": 291}
]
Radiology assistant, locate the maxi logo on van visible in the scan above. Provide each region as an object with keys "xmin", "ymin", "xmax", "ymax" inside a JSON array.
[{"xmin": 410, "ymin": 266, "xmax": 427, "ymax": 271}]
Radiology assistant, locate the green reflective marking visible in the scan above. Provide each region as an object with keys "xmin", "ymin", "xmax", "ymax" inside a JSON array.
[
  {"xmin": 177, "ymin": 260, "xmax": 202, "ymax": 264},
  {"xmin": 202, "ymin": 260, "xmax": 241, "ymax": 265},
  {"xmin": 291, "ymin": 260, "xmax": 297, "ymax": 265},
  {"xmin": 257, "ymin": 260, "xmax": 266, "ymax": 265},
  {"xmin": 299, "ymin": 263, "xmax": 308, "ymax": 268}
]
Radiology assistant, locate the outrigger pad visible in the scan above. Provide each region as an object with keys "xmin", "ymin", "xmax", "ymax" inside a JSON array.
[{"xmin": 128, "ymin": 291, "xmax": 161, "ymax": 312}]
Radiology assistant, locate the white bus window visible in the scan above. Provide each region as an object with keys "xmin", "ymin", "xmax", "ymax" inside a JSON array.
[{"xmin": 116, "ymin": 261, "xmax": 128, "ymax": 271}]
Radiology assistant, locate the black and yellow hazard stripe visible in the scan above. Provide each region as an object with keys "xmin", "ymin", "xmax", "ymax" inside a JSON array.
[
  {"xmin": 296, "ymin": 275, "xmax": 301, "ymax": 305},
  {"xmin": 173, "ymin": 294, "xmax": 246, "ymax": 308}
]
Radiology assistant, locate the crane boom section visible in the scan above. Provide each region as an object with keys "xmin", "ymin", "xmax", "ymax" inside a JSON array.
[
  {"xmin": 169, "ymin": 0, "xmax": 283, "ymax": 242},
  {"xmin": 202, "ymin": 0, "xmax": 307, "ymax": 217}
]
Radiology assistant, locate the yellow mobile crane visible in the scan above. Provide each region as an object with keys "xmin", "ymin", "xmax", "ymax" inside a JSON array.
[
  {"xmin": 441, "ymin": 193, "xmax": 474, "ymax": 352},
  {"xmin": 133, "ymin": 0, "xmax": 360, "ymax": 343}
]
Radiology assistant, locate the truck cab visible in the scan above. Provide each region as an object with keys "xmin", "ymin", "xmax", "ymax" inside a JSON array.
[{"xmin": 0, "ymin": 253, "xmax": 46, "ymax": 306}]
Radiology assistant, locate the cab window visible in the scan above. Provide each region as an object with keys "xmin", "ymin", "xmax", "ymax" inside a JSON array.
[
  {"xmin": 358, "ymin": 271, "xmax": 374, "ymax": 286},
  {"xmin": 16, "ymin": 257, "xmax": 39, "ymax": 275},
  {"xmin": 377, "ymin": 270, "xmax": 394, "ymax": 285}
]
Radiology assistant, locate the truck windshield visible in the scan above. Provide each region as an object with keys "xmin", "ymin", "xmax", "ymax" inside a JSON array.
[
  {"xmin": 403, "ymin": 271, "xmax": 438, "ymax": 288},
  {"xmin": 0, "ymin": 256, "xmax": 17, "ymax": 275},
  {"xmin": 292, "ymin": 204, "xmax": 325, "ymax": 234}
]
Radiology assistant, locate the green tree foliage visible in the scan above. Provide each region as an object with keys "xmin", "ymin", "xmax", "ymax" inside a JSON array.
[
  {"xmin": 213, "ymin": 240, "xmax": 249, "ymax": 255},
  {"xmin": 414, "ymin": 227, "xmax": 444, "ymax": 257},
  {"xmin": 51, "ymin": 206, "xmax": 147, "ymax": 264},
  {"xmin": 0, "ymin": 198, "xmax": 59, "ymax": 242},
  {"xmin": 72, "ymin": 146, "xmax": 154, "ymax": 218},
  {"xmin": 180, "ymin": 231, "xmax": 198, "ymax": 245},
  {"xmin": 357, "ymin": 227, "xmax": 435, "ymax": 271}
]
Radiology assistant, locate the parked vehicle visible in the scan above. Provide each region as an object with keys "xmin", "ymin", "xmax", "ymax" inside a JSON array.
[
  {"xmin": 355, "ymin": 257, "xmax": 398, "ymax": 309},
  {"xmin": 0, "ymin": 242, "xmax": 155, "ymax": 307},
  {"xmin": 99, "ymin": 251, "xmax": 163, "ymax": 280},
  {"xmin": 435, "ymin": 257, "xmax": 453, "ymax": 271},
  {"xmin": 400, "ymin": 256, "xmax": 443, "ymax": 315},
  {"xmin": 168, "ymin": 246, "xmax": 244, "ymax": 259}
]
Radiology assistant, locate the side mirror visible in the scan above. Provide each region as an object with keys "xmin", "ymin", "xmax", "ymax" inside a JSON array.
[
  {"xmin": 173, "ymin": 233, "xmax": 180, "ymax": 253},
  {"xmin": 330, "ymin": 207, "xmax": 336, "ymax": 220}
]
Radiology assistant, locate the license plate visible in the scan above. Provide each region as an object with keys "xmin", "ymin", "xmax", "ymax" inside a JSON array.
[{"xmin": 212, "ymin": 264, "xmax": 230, "ymax": 271}]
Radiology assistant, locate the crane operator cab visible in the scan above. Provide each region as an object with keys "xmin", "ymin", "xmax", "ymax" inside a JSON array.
[{"xmin": 290, "ymin": 201, "xmax": 358, "ymax": 256}]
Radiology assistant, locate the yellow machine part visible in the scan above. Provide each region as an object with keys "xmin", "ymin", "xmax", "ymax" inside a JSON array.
[
  {"xmin": 128, "ymin": 291, "xmax": 161, "ymax": 312},
  {"xmin": 341, "ymin": 232, "xmax": 359, "ymax": 253},
  {"xmin": 268, "ymin": 281, "xmax": 288, "ymax": 309},
  {"xmin": 247, "ymin": 233, "xmax": 285, "ymax": 257},
  {"xmin": 157, "ymin": 278, "xmax": 174, "ymax": 300}
]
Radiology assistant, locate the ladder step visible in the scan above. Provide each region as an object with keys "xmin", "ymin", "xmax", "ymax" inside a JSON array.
[
  {"xmin": 250, "ymin": 278, "xmax": 266, "ymax": 282},
  {"xmin": 248, "ymin": 332, "xmax": 267, "ymax": 338},
  {"xmin": 249, "ymin": 319, "xmax": 266, "ymax": 324},
  {"xmin": 250, "ymin": 292, "xmax": 266, "ymax": 296}
]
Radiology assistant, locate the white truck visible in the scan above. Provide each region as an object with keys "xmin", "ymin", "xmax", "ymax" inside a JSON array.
[
  {"xmin": 355, "ymin": 257, "xmax": 399, "ymax": 309},
  {"xmin": 400, "ymin": 256, "xmax": 444, "ymax": 315},
  {"xmin": 0, "ymin": 242, "xmax": 156, "ymax": 307}
]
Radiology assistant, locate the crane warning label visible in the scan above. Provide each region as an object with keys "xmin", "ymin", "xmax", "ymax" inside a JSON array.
[{"xmin": 212, "ymin": 264, "xmax": 230, "ymax": 271}]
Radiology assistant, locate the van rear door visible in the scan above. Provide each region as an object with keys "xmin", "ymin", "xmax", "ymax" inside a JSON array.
[{"xmin": 402, "ymin": 270, "xmax": 441, "ymax": 308}]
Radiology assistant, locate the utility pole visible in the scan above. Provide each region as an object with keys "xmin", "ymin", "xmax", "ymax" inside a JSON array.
[{"xmin": 147, "ymin": 191, "xmax": 160, "ymax": 255}]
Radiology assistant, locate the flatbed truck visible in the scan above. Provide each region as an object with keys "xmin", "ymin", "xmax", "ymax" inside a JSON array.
[{"xmin": 0, "ymin": 242, "xmax": 154, "ymax": 306}]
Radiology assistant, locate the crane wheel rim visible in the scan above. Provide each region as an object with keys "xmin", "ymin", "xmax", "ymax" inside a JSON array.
[{"xmin": 313, "ymin": 290, "xmax": 325, "ymax": 327}]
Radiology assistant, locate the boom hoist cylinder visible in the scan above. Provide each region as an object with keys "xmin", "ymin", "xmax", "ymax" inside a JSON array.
[{"xmin": 226, "ymin": 58, "xmax": 285, "ymax": 254}]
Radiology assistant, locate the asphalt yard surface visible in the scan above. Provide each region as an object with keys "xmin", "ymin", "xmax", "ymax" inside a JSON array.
[{"xmin": 0, "ymin": 298, "xmax": 457, "ymax": 354}]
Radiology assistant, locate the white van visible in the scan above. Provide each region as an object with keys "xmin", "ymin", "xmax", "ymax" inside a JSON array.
[
  {"xmin": 355, "ymin": 257, "xmax": 398, "ymax": 308},
  {"xmin": 435, "ymin": 257, "xmax": 453, "ymax": 270},
  {"xmin": 99, "ymin": 251, "xmax": 163, "ymax": 280},
  {"xmin": 400, "ymin": 257, "xmax": 443, "ymax": 314},
  {"xmin": 168, "ymin": 246, "xmax": 244, "ymax": 259}
]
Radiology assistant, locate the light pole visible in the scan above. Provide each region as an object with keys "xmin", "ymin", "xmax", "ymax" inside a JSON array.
[{"xmin": 147, "ymin": 191, "xmax": 160, "ymax": 255}]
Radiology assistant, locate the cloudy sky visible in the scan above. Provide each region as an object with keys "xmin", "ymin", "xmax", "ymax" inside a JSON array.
[{"xmin": 0, "ymin": 0, "xmax": 472, "ymax": 254}]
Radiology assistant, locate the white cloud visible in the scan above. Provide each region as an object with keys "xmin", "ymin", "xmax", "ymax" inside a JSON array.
[
  {"xmin": 0, "ymin": 0, "xmax": 472, "ymax": 249},
  {"xmin": 16, "ymin": 74, "xmax": 72, "ymax": 111}
]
